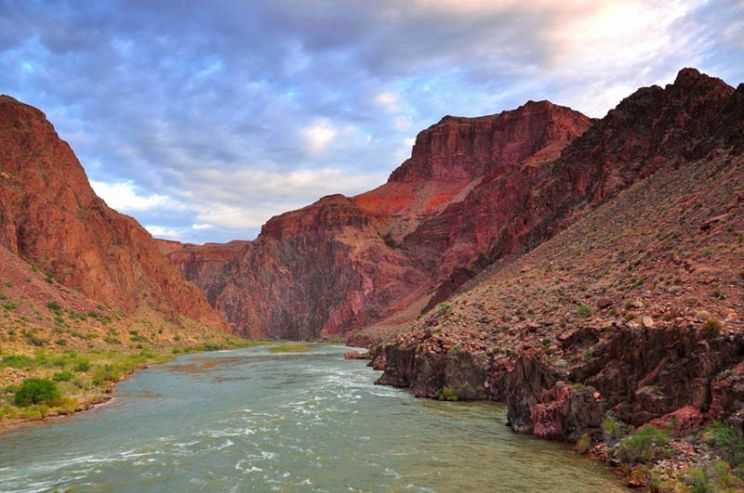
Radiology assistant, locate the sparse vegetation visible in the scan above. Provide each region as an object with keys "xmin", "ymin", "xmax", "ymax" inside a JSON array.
[
  {"xmin": 435, "ymin": 386, "xmax": 459, "ymax": 402},
  {"xmin": 14, "ymin": 378, "xmax": 61, "ymax": 406},
  {"xmin": 575, "ymin": 433, "xmax": 591, "ymax": 454},
  {"xmin": 702, "ymin": 421, "xmax": 744, "ymax": 471},
  {"xmin": 46, "ymin": 301, "xmax": 62, "ymax": 312},
  {"xmin": 437, "ymin": 302, "xmax": 452, "ymax": 316},
  {"xmin": 680, "ymin": 460, "xmax": 743, "ymax": 493},
  {"xmin": 602, "ymin": 416, "xmax": 627, "ymax": 441},
  {"xmin": 576, "ymin": 304, "xmax": 592, "ymax": 317},
  {"xmin": 617, "ymin": 424, "xmax": 671, "ymax": 464}
]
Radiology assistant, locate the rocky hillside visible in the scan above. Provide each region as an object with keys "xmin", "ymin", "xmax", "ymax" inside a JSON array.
[
  {"xmin": 0, "ymin": 95, "xmax": 222, "ymax": 326},
  {"xmin": 370, "ymin": 69, "xmax": 744, "ymax": 489},
  {"xmin": 166, "ymin": 100, "xmax": 594, "ymax": 338}
]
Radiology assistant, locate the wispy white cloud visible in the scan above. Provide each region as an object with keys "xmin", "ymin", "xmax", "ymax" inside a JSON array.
[
  {"xmin": 143, "ymin": 225, "xmax": 183, "ymax": 240},
  {"xmin": 90, "ymin": 180, "xmax": 180, "ymax": 213},
  {"xmin": 374, "ymin": 91, "xmax": 399, "ymax": 112},
  {"xmin": 302, "ymin": 120, "xmax": 338, "ymax": 154}
]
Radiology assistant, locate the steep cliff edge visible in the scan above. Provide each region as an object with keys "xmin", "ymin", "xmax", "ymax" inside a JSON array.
[
  {"xmin": 167, "ymin": 101, "xmax": 593, "ymax": 338},
  {"xmin": 0, "ymin": 95, "xmax": 222, "ymax": 325},
  {"xmin": 372, "ymin": 70, "xmax": 744, "ymax": 489}
]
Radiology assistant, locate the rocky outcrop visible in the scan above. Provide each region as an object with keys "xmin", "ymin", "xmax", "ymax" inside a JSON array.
[
  {"xmin": 189, "ymin": 194, "xmax": 431, "ymax": 339},
  {"xmin": 503, "ymin": 327, "xmax": 744, "ymax": 441},
  {"xmin": 167, "ymin": 101, "xmax": 593, "ymax": 337},
  {"xmin": 0, "ymin": 96, "xmax": 222, "ymax": 325},
  {"xmin": 355, "ymin": 101, "xmax": 593, "ymax": 241},
  {"xmin": 374, "ymin": 69, "xmax": 744, "ymax": 452},
  {"xmin": 419, "ymin": 68, "xmax": 738, "ymax": 308},
  {"xmin": 168, "ymin": 69, "xmax": 741, "ymax": 341},
  {"xmin": 573, "ymin": 327, "xmax": 744, "ymax": 426}
]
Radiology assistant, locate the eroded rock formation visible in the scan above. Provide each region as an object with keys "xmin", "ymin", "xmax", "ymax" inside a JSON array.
[{"xmin": 0, "ymin": 96, "xmax": 222, "ymax": 325}]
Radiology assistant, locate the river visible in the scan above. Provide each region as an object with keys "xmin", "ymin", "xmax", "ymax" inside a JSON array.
[{"xmin": 0, "ymin": 344, "xmax": 626, "ymax": 492}]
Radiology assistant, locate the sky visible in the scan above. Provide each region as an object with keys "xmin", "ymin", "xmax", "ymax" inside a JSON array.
[{"xmin": 0, "ymin": 0, "xmax": 742, "ymax": 244}]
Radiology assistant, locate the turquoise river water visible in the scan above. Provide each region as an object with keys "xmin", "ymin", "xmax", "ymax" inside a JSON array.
[{"xmin": 0, "ymin": 344, "xmax": 627, "ymax": 492}]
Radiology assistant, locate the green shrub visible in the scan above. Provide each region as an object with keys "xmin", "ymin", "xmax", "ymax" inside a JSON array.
[
  {"xmin": 92, "ymin": 365, "xmax": 121, "ymax": 386},
  {"xmin": 437, "ymin": 302, "xmax": 452, "ymax": 316},
  {"xmin": 576, "ymin": 304, "xmax": 592, "ymax": 317},
  {"xmin": 46, "ymin": 301, "xmax": 62, "ymax": 312},
  {"xmin": 681, "ymin": 461, "xmax": 742, "ymax": 493},
  {"xmin": 435, "ymin": 386, "xmax": 459, "ymax": 402},
  {"xmin": 74, "ymin": 360, "xmax": 91, "ymax": 372},
  {"xmin": 575, "ymin": 433, "xmax": 591, "ymax": 454},
  {"xmin": 3, "ymin": 301, "xmax": 16, "ymax": 310},
  {"xmin": 617, "ymin": 424, "xmax": 671, "ymax": 464},
  {"xmin": 20, "ymin": 404, "xmax": 49, "ymax": 419},
  {"xmin": 14, "ymin": 378, "xmax": 61, "ymax": 406},
  {"xmin": 52, "ymin": 371, "xmax": 74, "ymax": 382},
  {"xmin": 1, "ymin": 354, "xmax": 34, "ymax": 369},
  {"xmin": 602, "ymin": 416, "xmax": 627, "ymax": 441},
  {"xmin": 703, "ymin": 420, "xmax": 744, "ymax": 468}
]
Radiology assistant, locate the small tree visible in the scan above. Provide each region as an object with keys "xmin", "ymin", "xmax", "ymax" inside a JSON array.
[{"xmin": 14, "ymin": 378, "xmax": 61, "ymax": 406}]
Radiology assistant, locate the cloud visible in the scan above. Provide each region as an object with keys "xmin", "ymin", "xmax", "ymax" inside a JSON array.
[
  {"xmin": 374, "ymin": 91, "xmax": 399, "ymax": 112},
  {"xmin": 90, "ymin": 180, "xmax": 178, "ymax": 213},
  {"xmin": 183, "ymin": 167, "xmax": 387, "ymax": 230},
  {"xmin": 302, "ymin": 120, "xmax": 338, "ymax": 154},
  {"xmin": 143, "ymin": 225, "xmax": 183, "ymax": 241},
  {"xmin": 0, "ymin": 0, "xmax": 741, "ymax": 243}
]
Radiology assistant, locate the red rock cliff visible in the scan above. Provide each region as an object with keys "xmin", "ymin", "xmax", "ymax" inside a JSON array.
[
  {"xmin": 0, "ymin": 96, "xmax": 222, "ymax": 325},
  {"xmin": 167, "ymin": 101, "xmax": 593, "ymax": 338},
  {"xmin": 165, "ymin": 68, "xmax": 739, "ymax": 341}
]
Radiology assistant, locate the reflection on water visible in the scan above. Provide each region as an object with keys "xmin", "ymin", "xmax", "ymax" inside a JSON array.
[{"xmin": 0, "ymin": 345, "xmax": 627, "ymax": 492}]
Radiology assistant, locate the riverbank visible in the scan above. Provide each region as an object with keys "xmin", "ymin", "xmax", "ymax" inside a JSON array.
[
  {"xmin": 0, "ymin": 339, "xmax": 268, "ymax": 432},
  {"xmin": 0, "ymin": 344, "xmax": 627, "ymax": 492},
  {"xmin": 365, "ymin": 323, "xmax": 744, "ymax": 492}
]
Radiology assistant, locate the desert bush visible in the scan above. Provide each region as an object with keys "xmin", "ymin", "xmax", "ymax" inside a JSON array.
[
  {"xmin": 617, "ymin": 424, "xmax": 671, "ymax": 464},
  {"xmin": 435, "ymin": 386, "xmax": 459, "ymax": 402},
  {"xmin": 575, "ymin": 433, "xmax": 591, "ymax": 454},
  {"xmin": 14, "ymin": 378, "xmax": 61, "ymax": 406},
  {"xmin": 92, "ymin": 365, "xmax": 122, "ymax": 386},
  {"xmin": 52, "ymin": 371, "xmax": 74, "ymax": 382},
  {"xmin": 680, "ymin": 460, "xmax": 742, "ymax": 493},
  {"xmin": 437, "ymin": 302, "xmax": 452, "ymax": 316},
  {"xmin": 603, "ymin": 416, "xmax": 628, "ymax": 441},
  {"xmin": 1, "ymin": 354, "xmax": 35, "ymax": 369},
  {"xmin": 576, "ymin": 304, "xmax": 592, "ymax": 317},
  {"xmin": 703, "ymin": 421, "xmax": 744, "ymax": 469}
]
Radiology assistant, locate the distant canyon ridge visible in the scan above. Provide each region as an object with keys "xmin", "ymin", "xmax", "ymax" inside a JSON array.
[
  {"xmin": 1, "ymin": 67, "xmax": 742, "ymax": 342},
  {"xmin": 161, "ymin": 68, "xmax": 742, "ymax": 340}
]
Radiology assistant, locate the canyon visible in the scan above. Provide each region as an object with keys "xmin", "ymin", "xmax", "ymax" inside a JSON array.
[{"xmin": 1, "ymin": 67, "xmax": 743, "ymax": 490}]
